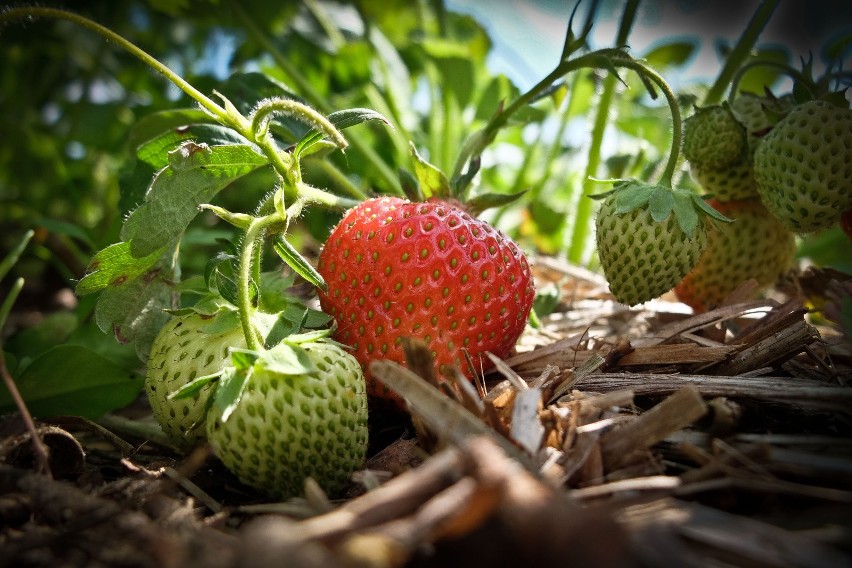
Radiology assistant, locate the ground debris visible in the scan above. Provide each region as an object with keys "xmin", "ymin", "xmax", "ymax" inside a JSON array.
[{"xmin": 1, "ymin": 257, "xmax": 850, "ymax": 567}]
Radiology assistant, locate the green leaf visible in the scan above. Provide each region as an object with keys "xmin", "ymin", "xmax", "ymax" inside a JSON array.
[
  {"xmin": 120, "ymin": 143, "xmax": 267, "ymax": 258},
  {"xmin": 272, "ymin": 235, "xmax": 327, "ymax": 292},
  {"xmin": 409, "ymin": 142, "xmax": 450, "ymax": 199},
  {"xmin": 260, "ymin": 342, "xmax": 317, "ymax": 376},
  {"xmin": 0, "ymin": 229, "xmax": 33, "ymax": 282},
  {"xmin": 691, "ymin": 194, "xmax": 734, "ymax": 223},
  {"xmin": 94, "ymin": 265, "xmax": 174, "ymax": 361},
  {"xmin": 126, "ymin": 109, "xmax": 217, "ymax": 151},
  {"xmin": 76, "ymin": 242, "xmax": 168, "ymax": 296},
  {"xmin": 642, "ymin": 40, "xmax": 698, "ymax": 70},
  {"xmin": 648, "ymin": 186, "xmax": 674, "ymax": 222},
  {"xmin": 0, "ymin": 345, "xmax": 143, "ymax": 419}
]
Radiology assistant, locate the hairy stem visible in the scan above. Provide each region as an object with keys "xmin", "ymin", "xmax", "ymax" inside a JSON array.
[
  {"xmin": 238, "ymin": 215, "xmax": 280, "ymax": 351},
  {"xmin": 567, "ymin": 0, "xmax": 640, "ymax": 264},
  {"xmin": 0, "ymin": 7, "xmax": 230, "ymax": 124}
]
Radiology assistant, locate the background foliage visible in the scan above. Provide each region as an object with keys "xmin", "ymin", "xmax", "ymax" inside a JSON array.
[{"xmin": 0, "ymin": 0, "xmax": 849, "ymax": 418}]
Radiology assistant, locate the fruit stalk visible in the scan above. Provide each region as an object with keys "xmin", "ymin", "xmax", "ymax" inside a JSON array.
[
  {"xmin": 237, "ymin": 215, "xmax": 281, "ymax": 351},
  {"xmin": 0, "ymin": 7, "xmax": 230, "ymax": 126}
]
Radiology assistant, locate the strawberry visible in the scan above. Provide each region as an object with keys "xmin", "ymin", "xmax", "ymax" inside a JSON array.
[
  {"xmin": 753, "ymin": 100, "xmax": 852, "ymax": 233},
  {"xmin": 316, "ymin": 196, "xmax": 535, "ymax": 404},
  {"xmin": 145, "ymin": 311, "xmax": 246, "ymax": 450},
  {"xmin": 682, "ymin": 104, "xmax": 746, "ymax": 169},
  {"xmin": 687, "ymin": 93, "xmax": 792, "ymax": 202},
  {"xmin": 690, "ymin": 158, "xmax": 757, "ymax": 202},
  {"xmin": 674, "ymin": 199, "xmax": 796, "ymax": 312},
  {"xmin": 206, "ymin": 338, "xmax": 368, "ymax": 499},
  {"xmin": 594, "ymin": 181, "xmax": 729, "ymax": 306}
]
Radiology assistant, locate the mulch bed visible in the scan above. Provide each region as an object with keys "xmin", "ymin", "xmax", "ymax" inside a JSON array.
[{"xmin": 2, "ymin": 256, "xmax": 850, "ymax": 567}]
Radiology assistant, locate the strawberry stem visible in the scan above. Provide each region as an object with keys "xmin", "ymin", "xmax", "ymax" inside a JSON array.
[
  {"xmin": 237, "ymin": 215, "xmax": 282, "ymax": 351},
  {"xmin": 0, "ymin": 8, "xmax": 231, "ymax": 126}
]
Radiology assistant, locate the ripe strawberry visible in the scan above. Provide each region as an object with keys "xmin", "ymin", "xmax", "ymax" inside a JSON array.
[
  {"xmin": 594, "ymin": 181, "xmax": 729, "ymax": 306},
  {"xmin": 145, "ymin": 311, "xmax": 246, "ymax": 450},
  {"xmin": 316, "ymin": 196, "xmax": 535, "ymax": 403},
  {"xmin": 674, "ymin": 199, "xmax": 796, "ymax": 312},
  {"xmin": 206, "ymin": 339, "xmax": 368, "ymax": 499},
  {"xmin": 683, "ymin": 104, "xmax": 746, "ymax": 169},
  {"xmin": 753, "ymin": 100, "xmax": 852, "ymax": 232}
]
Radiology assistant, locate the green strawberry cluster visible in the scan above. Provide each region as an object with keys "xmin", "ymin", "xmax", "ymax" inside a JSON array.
[
  {"xmin": 145, "ymin": 311, "xmax": 369, "ymax": 499},
  {"xmin": 675, "ymin": 83, "xmax": 852, "ymax": 312}
]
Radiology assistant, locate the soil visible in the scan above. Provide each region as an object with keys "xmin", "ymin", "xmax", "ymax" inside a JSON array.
[{"xmin": 1, "ymin": 256, "xmax": 850, "ymax": 567}]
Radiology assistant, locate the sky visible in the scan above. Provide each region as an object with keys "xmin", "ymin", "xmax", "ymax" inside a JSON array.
[{"xmin": 446, "ymin": 0, "xmax": 852, "ymax": 91}]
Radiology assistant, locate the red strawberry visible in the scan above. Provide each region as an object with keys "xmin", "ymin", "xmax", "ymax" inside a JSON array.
[{"xmin": 317, "ymin": 196, "xmax": 535, "ymax": 405}]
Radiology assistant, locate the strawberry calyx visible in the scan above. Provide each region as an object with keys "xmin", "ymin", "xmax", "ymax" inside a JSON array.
[{"xmin": 592, "ymin": 179, "xmax": 733, "ymax": 237}]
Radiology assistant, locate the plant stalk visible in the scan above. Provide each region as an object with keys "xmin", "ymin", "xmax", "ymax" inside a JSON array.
[
  {"xmin": 566, "ymin": 0, "xmax": 641, "ymax": 264},
  {"xmin": 703, "ymin": 0, "xmax": 780, "ymax": 105}
]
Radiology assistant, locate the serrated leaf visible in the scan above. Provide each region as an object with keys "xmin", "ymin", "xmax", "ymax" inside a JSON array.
[
  {"xmin": 671, "ymin": 192, "xmax": 699, "ymax": 236},
  {"xmin": 0, "ymin": 345, "xmax": 143, "ymax": 419},
  {"xmin": 410, "ymin": 142, "xmax": 450, "ymax": 199},
  {"xmin": 273, "ymin": 235, "xmax": 327, "ymax": 291},
  {"xmin": 120, "ymin": 143, "xmax": 267, "ymax": 258},
  {"xmin": 76, "ymin": 242, "xmax": 168, "ymax": 296},
  {"xmin": 126, "ymin": 109, "xmax": 218, "ymax": 151},
  {"xmin": 260, "ymin": 342, "xmax": 317, "ymax": 376},
  {"xmin": 94, "ymin": 264, "xmax": 174, "ymax": 361},
  {"xmin": 648, "ymin": 186, "xmax": 674, "ymax": 222},
  {"xmin": 214, "ymin": 365, "xmax": 251, "ymax": 423}
]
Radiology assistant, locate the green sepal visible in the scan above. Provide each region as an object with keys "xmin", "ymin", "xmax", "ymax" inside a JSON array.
[
  {"xmin": 229, "ymin": 347, "xmax": 261, "ymax": 371},
  {"xmin": 692, "ymin": 194, "xmax": 734, "ymax": 223},
  {"xmin": 167, "ymin": 370, "xmax": 224, "ymax": 401},
  {"xmin": 398, "ymin": 167, "xmax": 423, "ymax": 202},
  {"xmin": 198, "ymin": 204, "xmax": 253, "ymax": 230},
  {"xmin": 648, "ymin": 186, "xmax": 674, "ymax": 222},
  {"xmin": 272, "ymin": 235, "xmax": 327, "ymax": 292},
  {"xmin": 213, "ymin": 364, "xmax": 251, "ymax": 423},
  {"xmin": 465, "ymin": 190, "xmax": 527, "ymax": 216},
  {"xmin": 410, "ymin": 142, "xmax": 450, "ymax": 200},
  {"xmin": 671, "ymin": 190, "xmax": 699, "ymax": 236},
  {"xmin": 260, "ymin": 342, "xmax": 317, "ymax": 376},
  {"xmin": 613, "ymin": 180, "xmax": 655, "ymax": 214},
  {"xmin": 284, "ymin": 327, "xmax": 334, "ymax": 345},
  {"xmin": 295, "ymin": 107, "xmax": 391, "ymax": 160}
]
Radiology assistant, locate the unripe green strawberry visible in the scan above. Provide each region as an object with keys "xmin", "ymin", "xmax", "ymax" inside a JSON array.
[
  {"xmin": 316, "ymin": 196, "xmax": 535, "ymax": 405},
  {"xmin": 594, "ymin": 181, "xmax": 727, "ymax": 306},
  {"xmin": 207, "ymin": 340, "xmax": 368, "ymax": 499},
  {"xmin": 688, "ymin": 93, "xmax": 792, "ymax": 202},
  {"xmin": 683, "ymin": 104, "xmax": 746, "ymax": 169},
  {"xmin": 145, "ymin": 311, "xmax": 246, "ymax": 450},
  {"xmin": 754, "ymin": 100, "xmax": 852, "ymax": 233},
  {"xmin": 674, "ymin": 199, "xmax": 796, "ymax": 312},
  {"xmin": 690, "ymin": 158, "xmax": 757, "ymax": 202}
]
